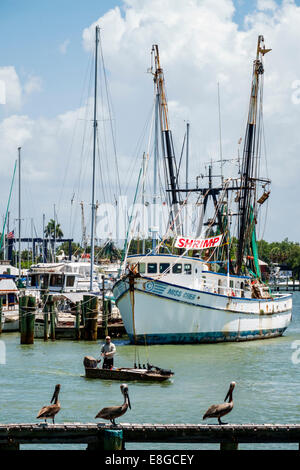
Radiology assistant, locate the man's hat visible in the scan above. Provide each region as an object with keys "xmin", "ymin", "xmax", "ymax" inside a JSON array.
[{"xmin": 105, "ymin": 336, "xmax": 111, "ymax": 340}]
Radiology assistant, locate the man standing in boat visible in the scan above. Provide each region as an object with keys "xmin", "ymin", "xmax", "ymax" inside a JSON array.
[{"xmin": 100, "ymin": 336, "xmax": 116, "ymax": 369}]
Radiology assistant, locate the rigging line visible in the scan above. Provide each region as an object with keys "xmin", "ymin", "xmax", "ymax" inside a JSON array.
[
  {"xmin": 124, "ymin": 104, "xmax": 155, "ymax": 197},
  {"xmin": 98, "ymin": 34, "xmax": 121, "ymax": 198},
  {"xmin": 69, "ymin": 55, "xmax": 95, "ymax": 235},
  {"xmin": 176, "ymin": 130, "xmax": 187, "ymax": 181},
  {"xmin": 58, "ymin": 49, "xmax": 94, "ymax": 214}
]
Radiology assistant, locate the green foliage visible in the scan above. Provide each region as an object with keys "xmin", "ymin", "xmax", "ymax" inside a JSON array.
[
  {"xmin": 257, "ymin": 238, "xmax": 300, "ymax": 271},
  {"xmin": 44, "ymin": 219, "xmax": 64, "ymax": 239}
]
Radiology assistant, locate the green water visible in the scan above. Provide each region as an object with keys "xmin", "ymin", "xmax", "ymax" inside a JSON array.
[{"xmin": 1, "ymin": 292, "xmax": 300, "ymax": 450}]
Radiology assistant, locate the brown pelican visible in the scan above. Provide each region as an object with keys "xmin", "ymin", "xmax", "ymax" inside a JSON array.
[
  {"xmin": 36, "ymin": 384, "xmax": 61, "ymax": 424},
  {"xmin": 203, "ymin": 382, "xmax": 236, "ymax": 425},
  {"xmin": 95, "ymin": 383, "xmax": 131, "ymax": 425}
]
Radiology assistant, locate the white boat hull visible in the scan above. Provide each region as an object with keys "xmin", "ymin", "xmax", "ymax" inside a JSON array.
[
  {"xmin": 113, "ymin": 277, "xmax": 292, "ymax": 344},
  {"xmin": 2, "ymin": 311, "xmax": 19, "ymax": 332}
]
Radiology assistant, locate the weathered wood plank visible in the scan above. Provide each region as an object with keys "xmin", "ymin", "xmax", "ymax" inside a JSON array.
[{"xmin": 0, "ymin": 423, "xmax": 299, "ymax": 446}]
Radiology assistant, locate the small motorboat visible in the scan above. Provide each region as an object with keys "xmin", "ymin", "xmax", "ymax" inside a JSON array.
[{"xmin": 83, "ymin": 356, "xmax": 174, "ymax": 382}]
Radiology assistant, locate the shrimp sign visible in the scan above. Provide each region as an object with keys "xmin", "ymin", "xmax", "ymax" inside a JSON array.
[{"xmin": 175, "ymin": 234, "xmax": 223, "ymax": 250}]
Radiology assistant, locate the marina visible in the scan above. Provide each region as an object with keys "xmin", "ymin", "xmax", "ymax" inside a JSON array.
[{"xmin": 1, "ymin": 0, "xmax": 300, "ymax": 455}]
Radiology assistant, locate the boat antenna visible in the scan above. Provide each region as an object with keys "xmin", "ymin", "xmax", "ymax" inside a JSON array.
[
  {"xmin": 90, "ymin": 25, "xmax": 100, "ymax": 291},
  {"xmin": 185, "ymin": 121, "xmax": 190, "ymax": 235},
  {"xmin": 217, "ymin": 82, "xmax": 223, "ymax": 184}
]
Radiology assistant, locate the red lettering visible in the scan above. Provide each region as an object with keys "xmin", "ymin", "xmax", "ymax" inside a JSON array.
[
  {"xmin": 177, "ymin": 238, "xmax": 185, "ymax": 248},
  {"xmin": 185, "ymin": 239, "xmax": 194, "ymax": 248},
  {"xmin": 213, "ymin": 237, "xmax": 220, "ymax": 246}
]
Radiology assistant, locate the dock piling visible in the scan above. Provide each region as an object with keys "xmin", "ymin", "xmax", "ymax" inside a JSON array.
[
  {"xmin": 87, "ymin": 429, "xmax": 123, "ymax": 451},
  {"xmin": 0, "ymin": 298, "xmax": 2, "ymax": 335},
  {"xmin": 19, "ymin": 295, "xmax": 35, "ymax": 345},
  {"xmin": 83, "ymin": 295, "xmax": 98, "ymax": 341},
  {"xmin": 43, "ymin": 294, "xmax": 49, "ymax": 342},
  {"xmin": 49, "ymin": 295, "xmax": 55, "ymax": 341},
  {"xmin": 75, "ymin": 301, "xmax": 81, "ymax": 340}
]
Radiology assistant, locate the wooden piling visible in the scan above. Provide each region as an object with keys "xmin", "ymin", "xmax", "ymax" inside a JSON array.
[
  {"xmin": 83, "ymin": 295, "xmax": 98, "ymax": 341},
  {"xmin": 0, "ymin": 297, "xmax": 2, "ymax": 335},
  {"xmin": 19, "ymin": 296, "xmax": 28, "ymax": 344},
  {"xmin": 26, "ymin": 296, "xmax": 36, "ymax": 344},
  {"xmin": 75, "ymin": 302, "xmax": 81, "ymax": 340},
  {"xmin": 19, "ymin": 296, "xmax": 35, "ymax": 344},
  {"xmin": 103, "ymin": 300, "xmax": 108, "ymax": 338},
  {"xmin": 220, "ymin": 441, "xmax": 239, "ymax": 450},
  {"xmin": 49, "ymin": 295, "xmax": 55, "ymax": 341},
  {"xmin": 43, "ymin": 294, "xmax": 49, "ymax": 342},
  {"xmin": 87, "ymin": 429, "xmax": 123, "ymax": 451}
]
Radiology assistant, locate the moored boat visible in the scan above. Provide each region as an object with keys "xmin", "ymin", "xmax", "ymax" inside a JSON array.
[{"xmin": 113, "ymin": 36, "xmax": 292, "ymax": 345}]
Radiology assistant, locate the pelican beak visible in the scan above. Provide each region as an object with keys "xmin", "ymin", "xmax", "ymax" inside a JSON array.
[
  {"xmin": 51, "ymin": 385, "xmax": 60, "ymax": 403},
  {"xmin": 126, "ymin": 391, "xmax": 131, "ymax": 410},
  {"xmin": 224, "ymin": 390, "xmax": 230, "ymax": 402},
  {"xmin": 51, "ymin": 390, "xmax": 56, "ymax": 404}
]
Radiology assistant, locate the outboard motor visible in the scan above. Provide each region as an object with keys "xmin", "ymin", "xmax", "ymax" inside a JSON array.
[{"xmin": 83, "ymin": 356, "xmax": 98, "ymax": 369}]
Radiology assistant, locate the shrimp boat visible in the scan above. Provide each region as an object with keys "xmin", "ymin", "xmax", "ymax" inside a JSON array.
[{"xmin": 113, "ymin": 37, "xmax": 292, "ymax": 345}]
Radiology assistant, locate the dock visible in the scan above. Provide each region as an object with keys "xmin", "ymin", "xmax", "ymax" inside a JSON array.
[
  {"xmin": 54, "ymin": 323, "xmax": 126, "ymax": 340},
  {"xmin": 0, "ymin": 423, "xmax": 300, "ymax": 450}
]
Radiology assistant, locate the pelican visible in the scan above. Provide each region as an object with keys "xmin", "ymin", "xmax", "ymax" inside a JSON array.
[
  {"xmin": 203, "ymin": 382, "xmax": 236, "ymax": 425},
  {"xmin": 36, "ymin": 384, "xmax": 61, "ymax": 424},
  {"xmin": 95, "ymin": 383, "xmax": 131, "ymax": 425}
]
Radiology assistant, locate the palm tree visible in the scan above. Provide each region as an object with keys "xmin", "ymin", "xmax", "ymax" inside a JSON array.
[{"xmin": 44, "ymin": 219, "xmax": 64, "ymax": 239}]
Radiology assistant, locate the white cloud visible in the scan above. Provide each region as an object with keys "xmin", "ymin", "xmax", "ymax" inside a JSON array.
[
  {"xmin": 257, "ymin": 0, "xmax": 277, "ymax": 10},
  {"xmin": 2, "ymin": 0, "xmax": 300, "ymax": 241},
  {"xmin": 24, "ymin": 75, "xmax": 43, "ymax": 95},
  {"xmin": 59, "ymin": 39, "xmax": 70, "ymax": 55},
  {"xmin": 0, "ymin": 66, "xmax": 22, "ymax": 110}
]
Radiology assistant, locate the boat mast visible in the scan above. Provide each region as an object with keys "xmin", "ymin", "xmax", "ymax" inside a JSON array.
[
  {"xmin": 236, "ymin": 35, "xmax": 271, "ymax": 275},
  {"xmin": 18, "ymin": 147, "xmax": 21, "ymax": 280},
  {"xmin": 90, "ymin": 25, "xmax": 99, "ymax": 291},
  {"xmin": 185, "ymin": 121, "xmax": 190, "ymax": 235},
  {"xmin": 152, "ymin": 92, "xmax": 159, "ymax": 252},
  {"xmin": 151, "ymin": 45, "xmax": 182, "ymax": 237}
]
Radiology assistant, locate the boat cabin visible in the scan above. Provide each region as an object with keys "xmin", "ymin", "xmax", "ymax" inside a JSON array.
[
  {"xmin": 0, "ymin": 278, "xmax": 19, "ymax": 311},
  {"xmin": 126, "ymin": 254, "xmax": 252, "ymax": 299}
]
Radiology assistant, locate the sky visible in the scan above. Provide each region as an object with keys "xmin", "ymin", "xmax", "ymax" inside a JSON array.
[{"xmin": 1, "ymin": 0, "xmax": 300, "ymax": 248}]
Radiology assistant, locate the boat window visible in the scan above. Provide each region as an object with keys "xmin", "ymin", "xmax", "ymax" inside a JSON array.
[
  {"xmin": 50, "ymin": 274, "xmax": 64, "ymax": 287},
  {"xmin": 29, "ymin": 274, "xmax": 40, "ymax": 288},
  {"xmin": 41, "ymin": 274, "xmax": 49, "ymax": 290},
  {"xmin": 160, "ymin": 263, "xmax": 170, "ymax": 274},
  {"xmin": 172, "ymin": 264, "xmax": 182, "ymax": 274},
  {"xmin": 184, "ymin": 264, "xmax": 192, "ymax": 274},
  {"xmin": 8, "ymin": 293, "xmax": 15, "ymax": 305},
  {"xmin": 66, "ymin": 276, "xmax": 75, "ymax": 287},
  {"xmin": 139, "ymin": 263, "xmax": 146, "ymax": 274},
  {"xmin": 147, "ymin": 263, "xmax": 157, "ymax": 274},
  {"xmin": 202, "ymin": 275, "xmax": 206, "ymax": 283},
  {"xmin": 0, "ymin": 294, "xmax": 6, "ymax": 305},
  {"xmin": 230, "ymin": 280, "xmax": 234, "ymax": 288}
]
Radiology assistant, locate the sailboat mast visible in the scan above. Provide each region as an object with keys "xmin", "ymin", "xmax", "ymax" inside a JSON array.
[
  {"xmin": 236, "ymin": 35, "xmax": 271, "ymax": 275},
  {"xmin": 90, "ymin": 25, "xmax": 99, "ymax": 291},
  {"xmin": 18, "ymin": 147, "xmax": 21, "ymax": 280}
]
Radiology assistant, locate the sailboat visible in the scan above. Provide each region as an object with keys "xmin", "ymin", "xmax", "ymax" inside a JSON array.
[{"xmin": 112, "ymin": 36, "xmax": 292, "ymax": 345}]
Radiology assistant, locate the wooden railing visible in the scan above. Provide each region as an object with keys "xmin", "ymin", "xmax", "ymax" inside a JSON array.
[{"xmin": 0, "ymin": 423, "xmax": 299, "ymax": 450}]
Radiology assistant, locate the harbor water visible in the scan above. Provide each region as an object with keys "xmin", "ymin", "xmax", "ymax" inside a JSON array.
[{"xmin": 1, "ymin": 292, "xmax": 300, "ymax": 450}]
